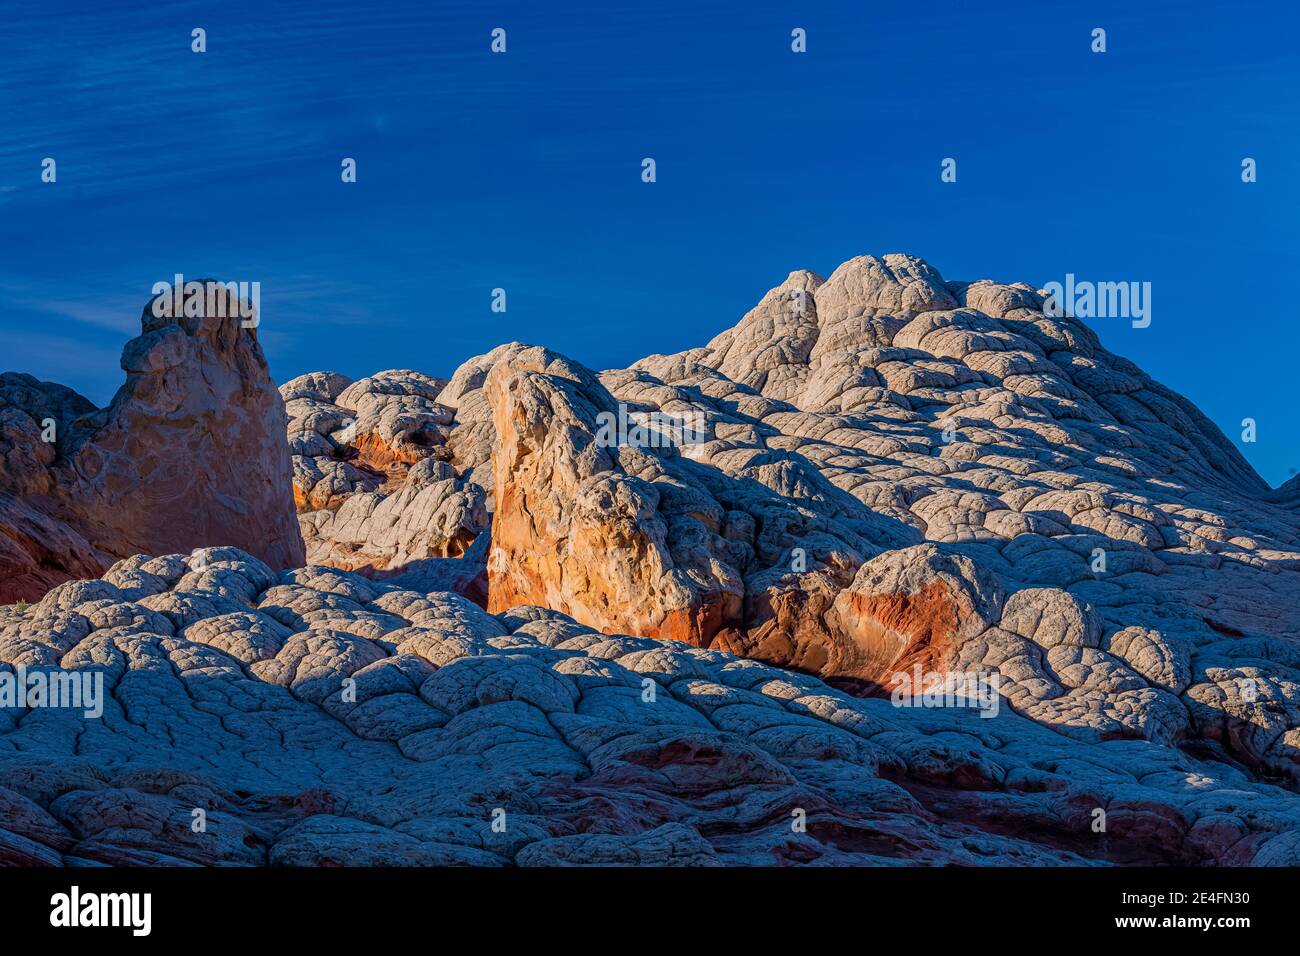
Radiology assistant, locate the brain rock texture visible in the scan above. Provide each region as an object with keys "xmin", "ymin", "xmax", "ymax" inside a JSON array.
[{"xmin": 4, "ymin": 253, "xmax": 1300, "ymax": 866}]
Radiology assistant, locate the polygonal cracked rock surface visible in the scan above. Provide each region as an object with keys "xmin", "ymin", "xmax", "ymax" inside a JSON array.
[
  {"xmin": 274, "ymin": 253, "xmax": 1300, "ymax": 803},
  {"xmin": 452, "ymin": 255, "xmax": 1300, "ymax": 790},
  {"xmin": 8, "ymin": 251, "xmax": 1300, "ymax": 866},
  {"xmin": 1, "ymin": 550, "xmax": 1299, "ymax": 866}
]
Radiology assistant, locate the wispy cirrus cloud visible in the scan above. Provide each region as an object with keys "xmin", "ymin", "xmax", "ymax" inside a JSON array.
[{"xmin": 0, "ymin": 275, "xmax": 142, "ymax": 334}]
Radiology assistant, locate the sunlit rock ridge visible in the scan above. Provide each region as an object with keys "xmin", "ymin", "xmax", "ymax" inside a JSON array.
[{"xmin": 3, "ymin": 253, "xmax": 1300, "ymax": 866}]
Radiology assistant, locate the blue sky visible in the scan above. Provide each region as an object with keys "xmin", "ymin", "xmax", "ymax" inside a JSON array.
[{"xmin": 2, "ymin": 0, "xmax": 1296, "ymax": 482}]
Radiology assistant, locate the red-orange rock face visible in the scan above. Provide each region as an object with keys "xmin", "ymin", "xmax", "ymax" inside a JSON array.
[
  {"xmin": 483, "ymin": 346, "xmax": 745, "ymax": 643},
  {"xmin": 823, "ymin": 545, "xmax": 1004, "ymax": 689}
]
